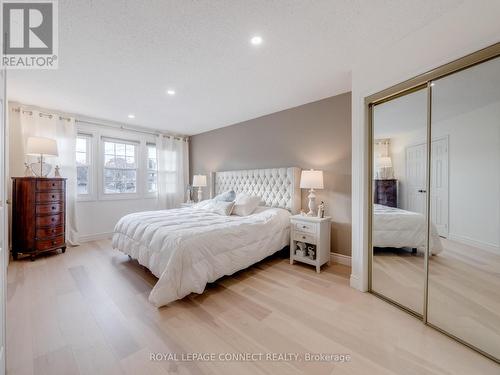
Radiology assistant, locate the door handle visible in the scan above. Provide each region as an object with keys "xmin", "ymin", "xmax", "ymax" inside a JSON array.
[{"xmin": 418, "ymin": 189, "xmax": 427, "ymax": 193}]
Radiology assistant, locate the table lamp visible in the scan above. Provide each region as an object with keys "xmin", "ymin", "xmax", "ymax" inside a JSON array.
[
  {"xmin": 26, "ymin": 136, "xmax": 58, "ymax": 177},
  {"xmin": 192, "ymin": 175, "xmax": 207, "ymax": 202},
  {"xmin": 300, "ymin": 169, "xmax": 324, "ymax": 216}
]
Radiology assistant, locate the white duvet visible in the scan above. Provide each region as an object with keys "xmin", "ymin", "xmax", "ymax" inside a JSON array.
[
  {"xmin": 112, "ymin": 206, "xmax": 291, "ymax": 307},
  {"xmin": 373, "ymin": 204, "xmax": 443, "ymax": 254}
]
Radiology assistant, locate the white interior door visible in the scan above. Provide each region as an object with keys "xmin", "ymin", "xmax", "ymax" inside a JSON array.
[
  {"xmin": 406, "ymin": 143, "xmax": 427, "ymax": 214},
  {"xmin": 430, "ymin": 137, "xmax": 449, "ymax": 237},
  {"xmin": 406, "ymin": 139, "xmax": 449, "ymax": 236}
]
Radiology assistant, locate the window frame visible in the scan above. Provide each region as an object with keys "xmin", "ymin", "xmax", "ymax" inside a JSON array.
[
  {"xmin": 99, "ymin": 137, "xmax": 141, "ymax": 200},
  {"xmin": 76, "ymin": 133, "xmax": 94, "ymax": 201}
]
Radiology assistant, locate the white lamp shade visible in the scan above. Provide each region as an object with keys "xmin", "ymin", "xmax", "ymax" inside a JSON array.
[
  {"xmin": 192, "ymin": 175, "xmax": 207, "ymax": 187},
  {"xmin": 377, "ymin": 156, "xmax": 392, "ymax": 168},
  {"xmin": 300, "ymin": 169, "xmax": 324, "ymax": 189},
  {"xmin": 26, "ymin": 137, "xmax": 58, "ymax": 157}
]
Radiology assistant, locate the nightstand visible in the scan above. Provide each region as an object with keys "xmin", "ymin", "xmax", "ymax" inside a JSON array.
[
  {"xmin": 180, "ymin": 202, "xmax": 195, "ymax": 208},
  {"xmin": 290, "ymin": 215, "xmax": 331, "ymax": 273}
]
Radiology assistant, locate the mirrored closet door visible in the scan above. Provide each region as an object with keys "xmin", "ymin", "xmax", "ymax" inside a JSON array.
[
  {"xmin": 427, "ymin": 56, "xmax": 500, "ymax": 360},
  {"xmin": 371, "ymin": 87, "xmax": 429, "ymax": 316},
  {"xmin": 370, "ymin": 44, "xmax": 500, "ymax": 363}
]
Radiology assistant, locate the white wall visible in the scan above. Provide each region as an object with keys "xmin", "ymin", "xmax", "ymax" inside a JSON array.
[{"xmin": 351, "ymin": 1, "xmax": 500, "ymax": 291}]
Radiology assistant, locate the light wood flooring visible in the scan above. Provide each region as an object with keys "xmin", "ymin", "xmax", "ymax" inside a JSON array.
[
  {"xmin": 372, "ymin": 238, "xmax": 500, "ymax": 361},
  {"xmin": 7, "ymin": 240, "xmax": 500, "ymax": 375}
]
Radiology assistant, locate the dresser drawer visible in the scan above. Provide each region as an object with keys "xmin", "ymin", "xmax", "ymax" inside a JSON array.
[
  {"xmin": 36, "ymin": 213, "xmax": 64, "ymax": 227},
  {"xmin": 36, "ymin": 203, "xmax": 63, "ymax": 215},
  {"xmin": 36, "ymin": 235, "xmax": 65, "ymax": 251},
  {"xmin": 36, "ymin": 225, "xmax": 64, "ymax": 239},
  {"xmin": 293, "ymin": 231, "xmax": 317, "ymax": 245},
  {"xmin": 36, "ymin": 191, "xmax": 63, "ymax": 202},
  {"xmin": 293, "ymin": 221, "xmax": 316, "ymax": 234},
  {"xmin": 36, "ymin": 180, "xmax": 63, "ymax": 191}
]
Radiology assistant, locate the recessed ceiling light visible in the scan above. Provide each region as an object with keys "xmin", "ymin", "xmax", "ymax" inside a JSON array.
[
  {"xmin": 430, "ymin": 82, "xmax": 435, "ymax": 86},
  {"xmin": 128, "ymin": 114, "xmax": 135, "ymax": 119},
  {"xmin": 166, "ymin": 89, "xmax": 176, "ymax": 96},
  {"xmin": 250, "ymin": 36, "xmax": 263, "ymax": 46}
]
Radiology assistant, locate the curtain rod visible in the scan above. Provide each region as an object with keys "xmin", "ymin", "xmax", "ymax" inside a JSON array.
[
  {"xmin": 76, "ymin": 119, "xmax": 188, "ymax": 141},
  {"xmin": 11, "ymin": 107, "xmax": 71, "ymax": 121},
  {"xmin": 11, "ymin": 106, "xmax": 188, "ymax": 141}
]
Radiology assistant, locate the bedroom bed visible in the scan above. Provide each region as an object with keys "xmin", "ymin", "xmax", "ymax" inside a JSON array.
[
  {"xmin": 372, "ymin": 203, "xmax": 443, "ymax": 255},
  {"xmin": 112, "ymin": 167, "xmax": 301, "ymax": 307}
]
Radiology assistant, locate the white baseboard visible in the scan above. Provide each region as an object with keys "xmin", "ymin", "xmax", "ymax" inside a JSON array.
[
  {"xmin": 447, "ymin": 233, "xmax": 500, "ymax": 254},
  {"xmin": 330, "ymin": 252, "xmax": 351, "ymax": 266},
  {"xmin": 78, "ymin": 232, "xmax": 113, "ymax": 242}
]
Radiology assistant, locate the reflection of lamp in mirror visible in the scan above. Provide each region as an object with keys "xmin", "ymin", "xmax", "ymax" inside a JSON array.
[
  {"xmin": 192, "ymin": 175, "xmax": 207, "ymax": 202},
  {"xmin": 300, "ymin": 169, "xmax": 324, "ymax": 216},
  {"xmin": 376, "ymin": 156, "xmax": 393, "ymax": 179}
]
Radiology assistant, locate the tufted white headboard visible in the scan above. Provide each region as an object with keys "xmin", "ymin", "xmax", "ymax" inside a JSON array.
[{"xmin": 211, "ymin": 167, "xmax": 301, "ymax": 214}]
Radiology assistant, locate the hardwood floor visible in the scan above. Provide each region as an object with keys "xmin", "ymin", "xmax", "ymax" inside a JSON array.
[
  {"xmin": 7, "ymin": 240, "xmax": 500, "ymax": 375},
  {"xmin": 372, "ymin": 238, "xmax": 500, "ymax": 361}
]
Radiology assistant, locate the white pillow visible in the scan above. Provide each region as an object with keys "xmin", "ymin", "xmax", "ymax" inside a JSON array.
[
  {"xmin": 201, "ymin": 200, "xmax": 235, "ymax": 216},
  {"xmin": 232, "ymin": 193, "xmax": 261, "ymax": 216}
]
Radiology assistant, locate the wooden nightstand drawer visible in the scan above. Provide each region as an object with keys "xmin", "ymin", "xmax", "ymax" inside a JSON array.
[
  {"xmin": 36, "ymin": 225, "xmax": 64, "ymax": 239},
  {"xmin": 36, "ymin": 203, "xmax": 63, "ymax": 215},
  {"xmin": 293, "ymin": 221, "xmax": 316, "ymax": 234},
  {"xmin": 36, "ymin": 213, "xmax": 64, "ymax": 227},
  {"xmin": 294, "ymin": 231, "xmax": 317, "ymax": 245},
  {"xmin": 36, "ymin": 191, "xmax": 63, "ymax": 202},
  {"xmin": 36, "ymin": 235, "xmax": 65, "ymax": 251},
  {"xmin": 36, "ymin": 179, "xmax": 63, "ymax": 191}
]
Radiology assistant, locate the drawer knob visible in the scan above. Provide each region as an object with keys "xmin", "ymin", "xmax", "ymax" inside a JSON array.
[
  {"xmin": 51, "ymin": 217, "xmax": 55, "ymax": 222},
  {"xmin": 302, "ymin": 235, "xmax": 306, "ymax": 239},
  {"xmin": 51, "ymin": 195, "xmax": 55, "ymax": 198},
  {"xmin": 52, "ymin": 206, "xmax": 55, "ymax": 210},
  {"xmin": 302, "ymin": 225, "xmax": 306, "ymax": 229},
  {"xmin": 52, "ymin": 229, "xmax": 56, "ymax": 233},
  {"xmin": 52, "ymin": 241, "xmax": 56, "ymax": 245},
  {"xmin": 52, "ymin": 183, "xmax": 55, "ymax": 186}
]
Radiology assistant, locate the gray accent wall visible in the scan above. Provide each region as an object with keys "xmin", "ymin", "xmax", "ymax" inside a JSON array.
[{"xmin": 190, "ymin": 92, "xmax": 352, "ymax": 256}]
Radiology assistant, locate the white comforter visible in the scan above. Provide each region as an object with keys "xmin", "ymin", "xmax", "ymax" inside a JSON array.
[
  {"xmin": 112, "ymin": 206, "xmax": 291, "ymax": 307},
  {"xmin": 373, "ymin": 204, "xmax": 443, "ymax": 254}
]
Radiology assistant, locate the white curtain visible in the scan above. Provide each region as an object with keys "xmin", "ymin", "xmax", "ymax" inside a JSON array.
[
  {"xmin": 157, "ymin": 135, "xmax": 189, "ymax": 209},
  {"xmin": 9, "ymin": 105, "xmax": 80, "ymax": 245}
]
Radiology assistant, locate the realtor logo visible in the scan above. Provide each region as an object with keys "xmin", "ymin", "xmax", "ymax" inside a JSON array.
[{"xmin": 1, "ymin": 0, "xmax": 58, "ymax": 69}]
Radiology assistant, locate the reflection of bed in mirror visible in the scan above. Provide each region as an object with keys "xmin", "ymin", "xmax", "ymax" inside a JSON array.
[{"xmin": 373, "ymin": 204, "xmax": 443, "ymax": 255}]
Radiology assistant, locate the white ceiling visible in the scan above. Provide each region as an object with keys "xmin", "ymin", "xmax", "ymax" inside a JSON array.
[{"xmin": 8, "ymin": 0, "xmax": 462, "ymax": 135}]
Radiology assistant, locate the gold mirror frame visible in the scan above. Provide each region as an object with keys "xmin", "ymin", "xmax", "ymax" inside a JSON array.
[{"xmin": 365, "ymin": 42, "xmax": 500, "ymax": 363}]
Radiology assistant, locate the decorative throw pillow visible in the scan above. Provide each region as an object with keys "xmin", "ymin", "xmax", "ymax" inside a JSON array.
[
  {"xmin": 213, "ymin": 190, "xmax": 236, "ymax": 202},
  {"xmin": 232, "ymin": 193, "xmax": 261, "ymax": 216},
  {"xmin": 204, "ymin": 200, "xmax": 235, "ymax": 216}
]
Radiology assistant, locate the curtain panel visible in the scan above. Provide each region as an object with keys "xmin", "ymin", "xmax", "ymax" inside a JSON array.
[
  {"xmin": 157, "ymin": 135, "xmax": 189, "ymax": 209},
  {"xmin": 9, "ymin": 105, "xmax": 80, "ymax": 245}
]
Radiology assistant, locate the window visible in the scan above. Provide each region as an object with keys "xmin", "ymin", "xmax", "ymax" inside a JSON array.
[
  {"xmin": 103, "ymin": 139, "xmax": 138, "ymax": 194},
  {"xmin": 146, "ymin": 143, "xmax": 158, "ymax": 193},
  {"xmin": 76, "ymin": 134, "xmax": 91, "ymax": 195}
]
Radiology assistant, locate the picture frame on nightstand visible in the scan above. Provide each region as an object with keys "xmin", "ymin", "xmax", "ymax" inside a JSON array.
[{"xmin": 290, "ymin": 214, "xmax": 331, "ymax": 273}]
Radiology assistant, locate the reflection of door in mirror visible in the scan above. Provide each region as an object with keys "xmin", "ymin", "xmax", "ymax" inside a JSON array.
[
  {"xmin": 428, "ymin": 56, "xmax": 500, "ymax": 361},
  {"xmin": 371, "ymin": 88, "xmax": 435, "ymax": 316}
]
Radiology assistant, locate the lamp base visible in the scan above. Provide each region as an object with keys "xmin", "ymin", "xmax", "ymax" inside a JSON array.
[
  {"xmin": 307, "ymin": 189, "xmax": 316, "ymax": 216},
  {"xmin": 197, "ymin": 187, "xmax": 203, "ymax": 202}
]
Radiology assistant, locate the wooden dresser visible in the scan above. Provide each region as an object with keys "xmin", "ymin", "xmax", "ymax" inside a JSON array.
[
  {"xmin": 374, "ymin": 179, "xmax": 398, "ymax": 208},
  {"xmin": 11, "ymin": 177, "xmax": 67, "ymax": 261}
]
